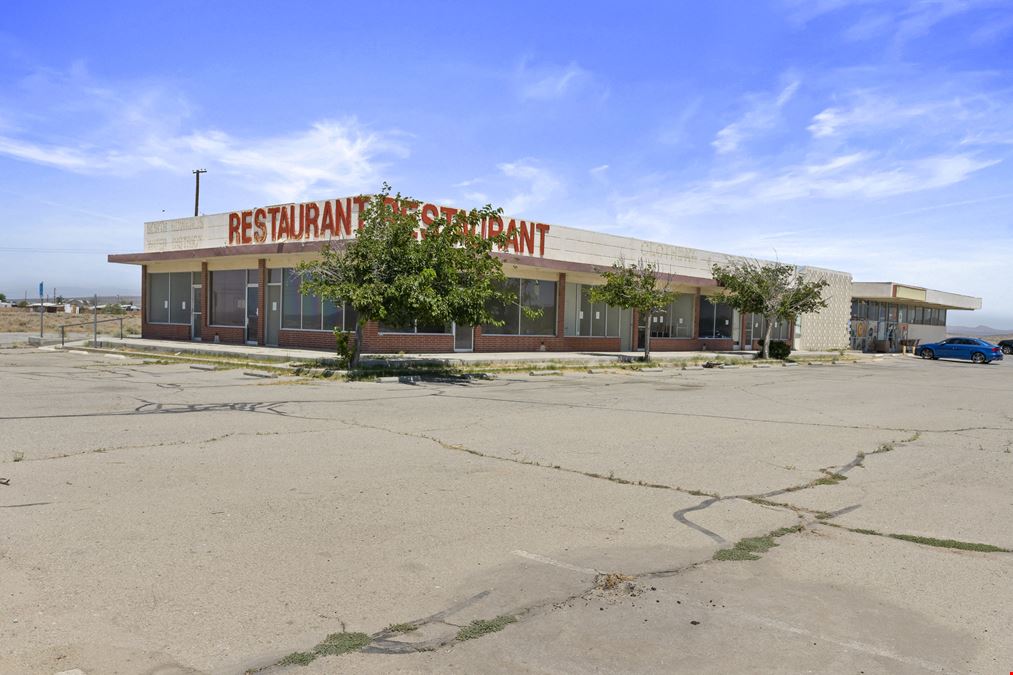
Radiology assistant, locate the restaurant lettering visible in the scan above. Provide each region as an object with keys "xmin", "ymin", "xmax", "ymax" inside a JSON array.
[{"xmin": 227, "ymin": 197, "xmax": 550, "ymax": 256}]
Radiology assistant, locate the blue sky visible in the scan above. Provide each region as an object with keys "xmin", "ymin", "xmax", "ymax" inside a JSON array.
[{"xmin": 1, "ymin": 0, "xmax": 1012, "ymax": 326}]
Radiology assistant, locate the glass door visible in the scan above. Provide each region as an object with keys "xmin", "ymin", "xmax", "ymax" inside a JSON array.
[
  {"xmin": 454, "ymin": 323, "xmax": 473, "ymax": 352},
  {"xmin": 191, "ymin": 283, "xmax": 202, "ymax": 341},
  {"xmin": 245, "ymin": 285, "xmax": 259, "ymax": 344}
]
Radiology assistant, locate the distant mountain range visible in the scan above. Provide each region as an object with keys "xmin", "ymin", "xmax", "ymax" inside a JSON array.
[{"xmin": 948, "ymin": 325, "xmax": 1013, "ymax": 337}]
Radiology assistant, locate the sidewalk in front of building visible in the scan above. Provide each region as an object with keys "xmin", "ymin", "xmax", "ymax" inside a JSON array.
[{"xmin": 67, "ymin": 336, "xmax": 881, "ymax": 368}]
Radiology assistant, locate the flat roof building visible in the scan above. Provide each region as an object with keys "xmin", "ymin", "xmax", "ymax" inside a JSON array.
[{"xmin": 108, "ymin": 195, "xmax": 981, "ymax": 355}]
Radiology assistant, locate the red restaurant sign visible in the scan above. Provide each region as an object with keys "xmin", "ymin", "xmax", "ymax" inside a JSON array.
[{"xmin": 227, "ymin": 197, "xmax": 551, "ymax": 256}]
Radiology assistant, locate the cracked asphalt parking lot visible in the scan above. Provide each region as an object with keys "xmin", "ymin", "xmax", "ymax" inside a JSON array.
[{"xmin": 1, "ymin": 349, "xmax": 1012, "ymax": 674}]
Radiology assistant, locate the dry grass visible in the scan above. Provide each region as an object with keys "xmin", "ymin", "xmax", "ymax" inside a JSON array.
[
  {"xmin": 0, "ymin": 308, "xmax": 141, "ymax": 337},
  {"xmin": 594, "ymin": 572, "xmax": 635, "ymax": 590}
]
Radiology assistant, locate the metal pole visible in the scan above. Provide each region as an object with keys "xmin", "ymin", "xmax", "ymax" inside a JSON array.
[
  {"xmin": 93, "ymin": 294, "xmax": 98, "ymax": 345},
  {"xmin": 39, "ymin": 292, "xmax": 43, "ymax": 338},
  {"xmin": 193, "ymin": 169, "xmax": 207, "ymax": 217}
]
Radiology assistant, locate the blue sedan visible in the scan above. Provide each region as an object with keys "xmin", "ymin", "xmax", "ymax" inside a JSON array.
[{"xmin": 917, "ymin": 337, "xmax": 1004, "ymax": 364}]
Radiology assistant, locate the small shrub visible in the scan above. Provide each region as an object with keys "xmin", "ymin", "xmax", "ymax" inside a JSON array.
[
  {"xmin": 333, "ymin": 328, "xmax": 353, "ymax": 368},
  {"xmin": 767, "ymin": 340, "xmax": 792, "ymax": 360}
]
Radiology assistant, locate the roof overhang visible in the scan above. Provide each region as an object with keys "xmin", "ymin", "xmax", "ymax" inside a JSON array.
[
  {"xmin": 108, "ymin": 245, "xmax": 718, "ymax": 288},
  {"xmin": 851, "ymin": 282, "xmax": 981, "ymax": 311}
]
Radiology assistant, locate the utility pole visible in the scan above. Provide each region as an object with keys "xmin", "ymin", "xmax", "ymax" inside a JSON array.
[{"xmin": 193, "ymin": 169, "xmax": 207, "ymax": 217}]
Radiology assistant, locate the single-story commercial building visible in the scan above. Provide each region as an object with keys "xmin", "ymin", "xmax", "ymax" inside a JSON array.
[
  {"xmin": 849, "ymin": 282, "xmax": 981, "ymax": 352},
  {"xmin": 108, "ymin": 195, "xmax": 980, "ymax": 354}
]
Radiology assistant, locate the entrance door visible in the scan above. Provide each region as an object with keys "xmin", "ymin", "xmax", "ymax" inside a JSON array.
[
  {"xmin": 245, "ymin": 285, "xmax": 259, "ymax": 344},
  {"xmin": 454, "ymin": 324, "xmax": 474, "ymax": 352},
  {"xmin": 191, "ymin": 284, "xmax": 202, "ymax": 341},
  {"xmin": 265, "ymin": 285, "xmax": 280, "ymax": 346}
]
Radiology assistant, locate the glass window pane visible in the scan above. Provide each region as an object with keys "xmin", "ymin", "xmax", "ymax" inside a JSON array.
[
  {"xmin": 416, "ymin": 322, "xmax": 450, "ymax": 334},
  {"xmin": 268, "ymin": 268, "xmax": 281, "ymax": 283},
  {"xmin": 282, "ymin": 269, "xmax": 302, "ymax": 329},
  {"xmin": 563, "ymin": 282, "xmax": 579, "ymax": 337},
  {"xmin": 169, "ymin": 272, "xmax": 191, "ymax": 324},
  {"xmin": 302, "ymin": 294, "xmax": 322, "ymax": 330},
  {"xmin": 698, "ymin": 297, "xmax": 716, "ymax": 338},
  {"xmin": 322, "ymin": 299, "xmax": 341, "ymax": 331},
  {"xmin": 590, "ymin": 299, "xmax": 606, "ymax": 337},
  {"xmin": 888, "ymin": 304, "xmax": 898, "ymax": 321},
  {"xmin": 714, "ymin": 302, "xmax": 734, "ymax": 338},
  {"xmin": 579, "ymin": 285, "xmax": 593, "ymax": 336},
  {"xmin": 940, "ymin": 309, "xmax": 947, "ymax": 326},
  {"xmin": 650, "ymin": 302, "xmax": 670, "ymax": 338},
  {"xmin": 606, "ymin": 303, "xmax": 620, "ymax": 337},
  {"xmin": 482, "ymin": 278, "xmax": 520, "ymax": 335},
  {"xmin": 519, "ymin": 279, "xmax": 556, "ymax": 336},
  {"xmin": 210, "ymin": 270, "xmax": 246, "ymax": 326},
  {"xmin": 148, "ymin": 273, "xmax": 169, "ymax": 323},
  {"xmin": 344, "ymin": 303, "xmax": 358, "ymax": 331},
  {"xmin": 672, "ymin": 295, "xmax": 693, "ymax": 337}
]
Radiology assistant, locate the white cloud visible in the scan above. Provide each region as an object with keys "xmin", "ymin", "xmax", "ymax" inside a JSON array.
[
  {"xmin": 0, "ymin": 66, "xmax": 407, "ymax": 202},
  {"xmin": 712, "ymin": 79, "xmax": 800, "ymax": 154},
  {"xmin": 514, "ymin": 59, "xmax": 596, "ymax": 101},
  {"xmin": 618, "ymin": 152, "xmax": 997, "ymax": 224},
  {"xmin": 497, "ymin": 160, "xmax": 562, "ymax": 215}
]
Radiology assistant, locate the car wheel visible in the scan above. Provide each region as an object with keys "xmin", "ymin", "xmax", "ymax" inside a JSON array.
[
  {"xmin": 920, "ymin": 348, "xmax": 934, "ymax": 360},
  {"xmin": 1003, "ymin": 345, "xmax": 1012, "ymax": 355},
  {"xmin": 971, "ymin": 352, "xmax": 986, "ymax": 364}
]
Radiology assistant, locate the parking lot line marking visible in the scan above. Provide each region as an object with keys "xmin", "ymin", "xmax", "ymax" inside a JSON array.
[
  {"xmin": 723, "ymin": 608, "xmax": 950, "ymax": 673},
  {"xmin": 511, "ymin": 549, "xmax": 599, "ymax": 575}
]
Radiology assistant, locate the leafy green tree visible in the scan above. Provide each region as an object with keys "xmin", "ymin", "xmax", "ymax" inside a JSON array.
[
  {"xmin": 711, "ymin": 260, "xmax": 829, "ymax": 359},
  {"xmin": 0, "ymin": 292, "xmax": 7, "ymax": 302},
  {"xmin": 298, "ymin": 186, "xmax": 518, "ymax": 367},
  {"xmin": 589, "ymin": 259, "xmax": 677, "ymax": 362}
]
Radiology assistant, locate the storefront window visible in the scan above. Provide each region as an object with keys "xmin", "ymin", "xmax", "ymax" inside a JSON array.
[
  {"xmin": 210, "ymin": 270, "xmax": 247, "ymax": 326},
  {"xmin": 699, "ymin": 297, "xmax": 734, "ymax": 339},
  {"xmin": 564, "ymin": 283, "xmax": 622, "ymax": 337},
  {"xmin": 147, "ymin": 271, "xmax": 193, "ymax": 324},
  {"xmin": 482, "ymin": 277, "xmax": 557, "ymax": 336},
  {"xmin": 147, "ymin": 273, "xmax": 170, "ymax": 323},
  {"xmin": 279, "ymin": 268, "xmax": 355, "ymax": 331}
]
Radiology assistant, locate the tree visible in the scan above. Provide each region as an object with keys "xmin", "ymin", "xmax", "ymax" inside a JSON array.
[
  {"xmin": 0, "ymin": 293, "xmax": 6, "ymax": 302},
  {"xmin": 711, "ymin": 259, "xmax": 829, "ymax": 359},
  {"xmin": 588, "ymin": 259, "xmax": 677, "ymax": 362},
  {"xmin": 297, "ymin": 185, "xmax": 518, "ymax": 367}
]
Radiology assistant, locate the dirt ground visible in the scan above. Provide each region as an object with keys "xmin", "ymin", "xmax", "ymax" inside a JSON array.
[
  {"xmin": 1, "ymin": 348, "xmax": 1011, "ymax": 674},
  {"xmin": 0, "ymin": 307, "xmax": 141, "ymax": 340}
]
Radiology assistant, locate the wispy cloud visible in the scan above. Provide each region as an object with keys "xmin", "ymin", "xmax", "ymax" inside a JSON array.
[
  {"xmin": 0, "ymin": 65, "xmax": 407, "ymax": 202},
  {"xmin": 497, "ymin": 160, "xmax": 562, "ymax": 215},
  {"xmin": 712, "ymin": 78, "xmax": 800, "ymax": 154},
  {"xmin": 514, "ymin": 59, "xmax": 598, "ymax": 101},
  {"xmin": 619, "ymin": 152, "xmax": 996, "ymax": 225}
]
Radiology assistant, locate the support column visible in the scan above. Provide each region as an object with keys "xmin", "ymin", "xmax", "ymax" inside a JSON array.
[
  {"xmin": 140, "ymin": 265, "xmax": 148, "ymax": 337},
  {"xmin": 258, "ymin": 259, "xmax": 267, "ymax": 346},
  {"xmin": 201, "ymin": 262, "xmax": 210, "ymax": 340},
  {"xmin": 556, "ymin": 273, "xmax": 566, "ymax": 342}
]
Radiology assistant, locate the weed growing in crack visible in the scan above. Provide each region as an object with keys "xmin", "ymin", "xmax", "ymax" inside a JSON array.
[
  {"xmin": 871, "ymin": 442, "xmax": 894, "ymax": 454},
  {"xmin": 713, "ymin": 525, "xmax": 802, "ymax": 561},
  {"xmin": 456, "ymin": 615, "xmax": 517, "ymax": 641},
  {"xmin": 276, "ymin": 651, "xmax": 316, "ymax": 666},
  {"xmin": 385, "ymin": 622, "xmax": 419, "ymax": 634},
  {"xmin": 811, "ymin": 472, "xmax": 847, "ymax": 487},
  {"xmin": 886, "ymin": 534, "xmax": 1009, "ymax": 553},
  {"xmin": 829, "ymin": 524, "xmax": 1011, "ymax": 553},
  {"xmin": 272, "ymin": 632, "xmax": 371, "ymax": 668}
]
